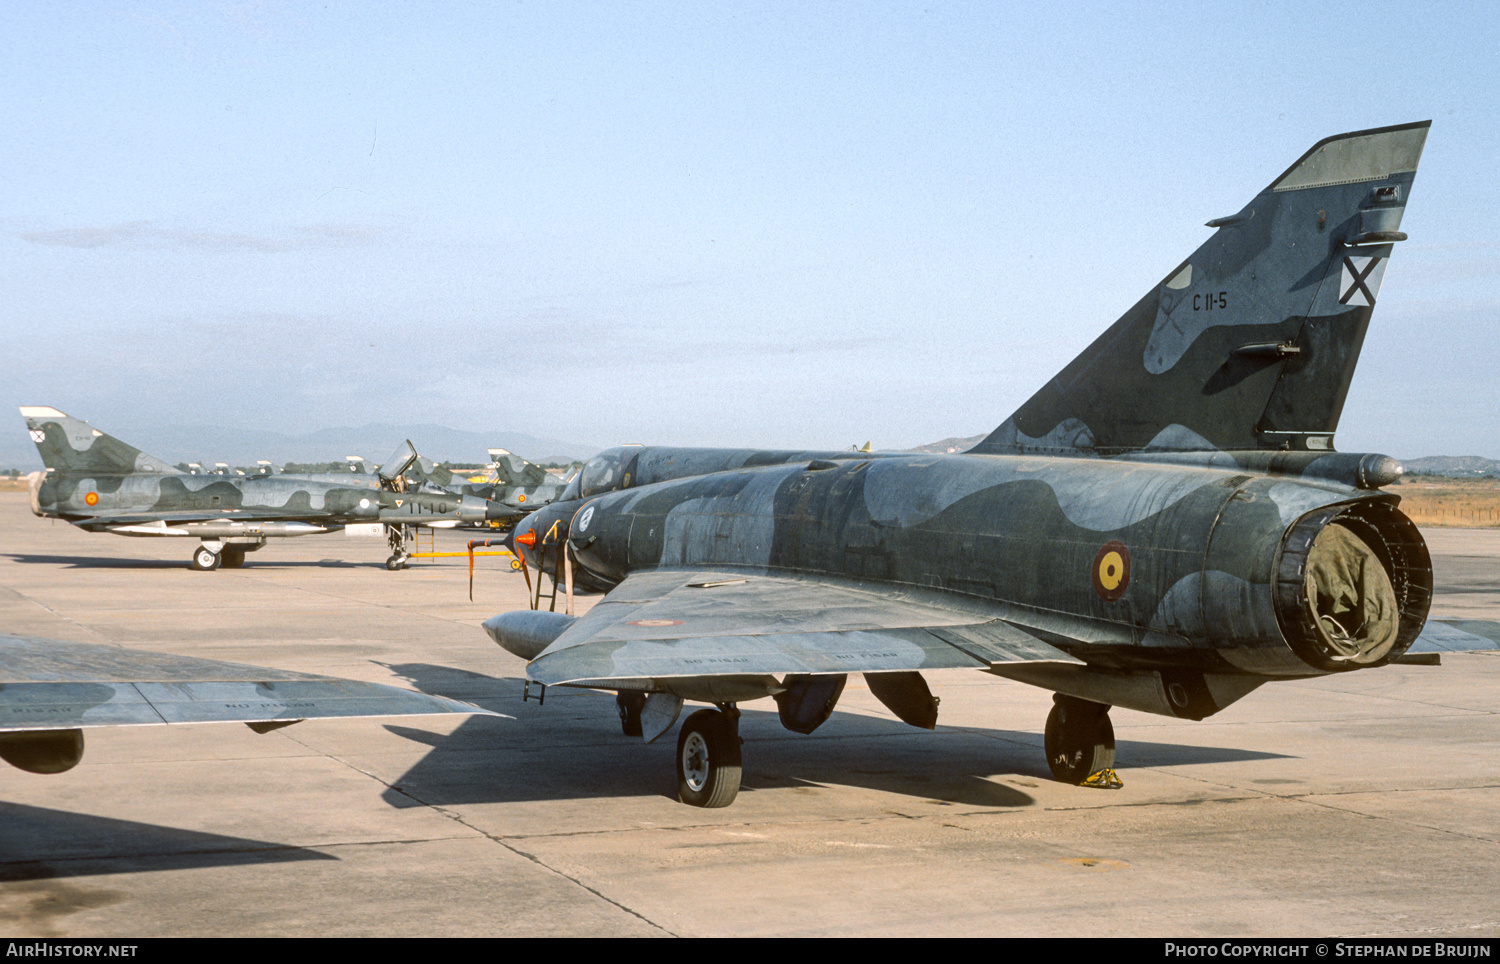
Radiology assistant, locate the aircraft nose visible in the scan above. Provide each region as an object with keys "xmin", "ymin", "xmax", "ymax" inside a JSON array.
[{"xmin": 506, "ymin": 511, "xmax": 541, "ymax": 555}]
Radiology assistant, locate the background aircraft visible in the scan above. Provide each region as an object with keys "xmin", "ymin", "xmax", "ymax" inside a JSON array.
[
  {"xmin": 234, "ymin": 448, "xmax": 569, "ymax": 527},
  {"xmin": 484, "ymin": 121, "xmax": 1500, "ymax": 808},
  {"xmin": 20, "ymin": 409, "xmax": 513, "ymax": 570},
  {"xmin": 253, "ymin": 455, "xmax": 383, "ymax": 487},
  {"xmin": 448, "ymin": 448, "xmax": 572, "ymax": 526},
  {"xmin": 0, "ymin": 632, "xmax": 495, "ymax": 775},
  {"xmin": 242, "ymin": 447, "xmax": 571, "ymax": 534}
]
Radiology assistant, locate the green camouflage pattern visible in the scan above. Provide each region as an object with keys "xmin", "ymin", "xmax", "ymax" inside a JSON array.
[
  {"xmin": 0, "ymin": 633, "xmax": 498, "ymax": 774},
  {"xmin": 485, "ymin": 122, "xmax": 1495, "ymax": 737},
  {"xmin": 449, "ymin": 449, "xmax": 570, "ymax": 523},
  {"xmin": 20, "ymin": 409, "xmax": 514, "ymax": 568}
]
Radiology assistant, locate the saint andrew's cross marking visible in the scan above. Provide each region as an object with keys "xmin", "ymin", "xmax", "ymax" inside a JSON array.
[{"xmin": 1339, "ymin": 254, "xmax": 1386, "ymax": 307}]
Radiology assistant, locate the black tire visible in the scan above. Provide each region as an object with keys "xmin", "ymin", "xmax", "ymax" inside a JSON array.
[
  {"xmin": 617, "ymin": 691, "xmax": 646, "ymax": 736},
  {"xmin": 676, "ymin": 709, "xmax": 741, "ymax": 808},
  {"xmin": 386, "ymin": 554, "xmax": 405, "ymax": 571},
  {"xmin": 1044, "ymin": 696, "xmax": 1115, "ymax": 784},
  {"xmin": 221, "ymin": 547, "xmax": 246, "ymax": 569},
  {"xmin": 191, "ymin": 546, "xmax": 221, "ymax": 571}
]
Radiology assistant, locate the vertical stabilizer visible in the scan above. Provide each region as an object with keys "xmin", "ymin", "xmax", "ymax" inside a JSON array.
[
  {"xmin": 488, "ymin": 449, "xmax": 548, "ymax": 486},
  {"xmin": 19, "ymin": 408, "xmax": 180, "ymax": 475},
  {"xmin": 970, "ymin": 122, "xmax": 1429, "ymax": 457}
]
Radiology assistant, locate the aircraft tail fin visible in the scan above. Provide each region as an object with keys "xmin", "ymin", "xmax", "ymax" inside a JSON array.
[
  {"xmin": 412, "ymin": 457, "xmax": 455, "ymax": 488},
  {"xmin": 488, "ymin": 449, "xmax": 548, "ymax": 486},
  {"xmin": 969, "ymin": 121, "xmax": 1430, "ymax": 458},
  {"xmin": 19, "ymin": 408, "xmax": 179, "ymax": 475}
]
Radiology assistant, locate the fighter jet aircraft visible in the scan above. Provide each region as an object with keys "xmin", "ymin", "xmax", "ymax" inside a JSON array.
[
  {"xmin": 258, "ymin": 455, "xmax": 383, "ymax": 487},
  {"xmin": 482, "ymin": 121, "xmax": 1500, "ymax": 807},
  {"xmin": 0, "ymin": 633, "xmax": 496, "ymax": 775},
  {"xmin": 449, "ymin": 449, "xmax": 571, "ymax": 526},
  {"xmin": 19, "ymin": 410, "xmax": 514, "ymax": 570}
]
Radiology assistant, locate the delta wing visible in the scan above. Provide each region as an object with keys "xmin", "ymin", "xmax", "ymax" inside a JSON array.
[{"xmin": 523, "ymin": 568, "xmax": 1080, "ymax": 689}]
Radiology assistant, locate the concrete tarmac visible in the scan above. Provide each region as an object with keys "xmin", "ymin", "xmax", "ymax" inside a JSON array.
[{"xmin": 0, "ymin": 492, "xmax": 1496, "ymax": 937}]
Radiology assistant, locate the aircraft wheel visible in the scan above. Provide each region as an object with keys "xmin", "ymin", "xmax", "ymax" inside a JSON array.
[
  {"xmin": 385, "ymin": 553, "xmax": 406, "ymax": 571},
  {"xmin": 1044, "ymin": 694, "xmax": 1116, "ymax": 785},
  {"xmin": 510, "ymin": 559, "xmax": 522, "ymax": 571},
  {"xmin": 676, "ymin": 709, "xmax": 741, "ymax": 808},
  {"xmin": 617, "ymin": 691, "xmax": 646, "ymax": 736},
  {"xmin": 221, "ymin": 547, "xmax": 246, "ymax": 569},
  {"xmin": 191, "ymin": 545, "xmax": 221, "ymax": 571}
]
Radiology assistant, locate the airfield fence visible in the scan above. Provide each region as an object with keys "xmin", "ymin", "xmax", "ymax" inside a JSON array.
[{"xmin": 1402, "ymin": 507, "xmax": 1500, "ymax": 527}]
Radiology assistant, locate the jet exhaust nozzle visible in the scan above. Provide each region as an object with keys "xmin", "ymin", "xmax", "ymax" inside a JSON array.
[
  {"xmin": 458, "ymin": 495, "xmax": 494, "ymax": 523},
  {"xmin": 26, "ymin": 471, "xmax": 46, "ymax": 517},
  {"xmin": 1272, "ymin": 500, "xmax": 1431, "ymax": 672}
]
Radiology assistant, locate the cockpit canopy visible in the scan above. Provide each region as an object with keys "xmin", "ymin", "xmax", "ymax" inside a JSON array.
[
  {"xmin": 378, "ymin": 441, "xmax": 419, "ymax": 484},
  {"xmin": 574, "ymin": 446, "xmax": 642, "ymax": 499}
]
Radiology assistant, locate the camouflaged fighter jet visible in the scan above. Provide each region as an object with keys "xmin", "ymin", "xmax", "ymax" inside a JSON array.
[
  {"xmin": 0, "ymin": 633, "xmax": 496, "ymax": 775},
  {"xmin": 450, "ymin": 449, "xmax": 571, "ymax": 527},
  {"xmin": 20, "ymin": 410, "xmax": 514, "ymax": 571},
  {"xmin": 483, "ymin": 121, "xmax": 1500, "ymax": 808},
  {"xmin": 254, "ymin": 449, "xmax": 567, "ymax": 529}
]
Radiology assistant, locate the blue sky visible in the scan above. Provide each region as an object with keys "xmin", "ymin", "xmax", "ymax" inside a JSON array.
[{"xmin": 4, "ymin": 1, "xmax": 1498, "ymax": 459}]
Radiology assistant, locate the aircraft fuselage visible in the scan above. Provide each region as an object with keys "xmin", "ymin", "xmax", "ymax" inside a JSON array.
[
  {"xmin": 31, "ymin": 470, "xmax": 488, "ymax": 527},
  {"xmin": 521, "ymin": 447, "xmax": 1431, "ymax": 684}
]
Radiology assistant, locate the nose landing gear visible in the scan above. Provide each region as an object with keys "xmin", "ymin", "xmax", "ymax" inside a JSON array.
[{"xmin": 385, "ymin": 524, "xmax": 412, "ymax": 570}]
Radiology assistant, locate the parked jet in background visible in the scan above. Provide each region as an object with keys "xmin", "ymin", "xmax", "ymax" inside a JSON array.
[
  {"xmin": 255, "ymin": 455, "xmax": 382, "ymax": 487},
  {"xmin": 450, "ymin": 449, "xmax": 572, "ymax": 526},
  {"xmin": 0, "ymin": 633, "xmax": 495, "ymax": 775},
  {"xmin": 485, "ymin": 121, "xmax": 1500, "ymax": 807},
  {"xmin": 20, "ymin": 410, "xmax": 513, "ymax": 571},
  {"xmin": 269, "ymin": 448, "xmax": 571, "ymax": 527}
]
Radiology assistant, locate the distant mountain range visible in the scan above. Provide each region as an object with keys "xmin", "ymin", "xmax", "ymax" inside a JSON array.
[{"xmin": 1, "ymin": 421, "xmax": 601, "ymax": 471}]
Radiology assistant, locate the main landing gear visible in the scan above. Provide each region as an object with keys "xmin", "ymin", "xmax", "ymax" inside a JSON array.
[
  {"xmin": 1044, "ymin": 694, "xmax": 1121, "ymax": 789},
  {"xmin": 676, "ymin": 707, "xmax": 741, "ymax": 808},
  {"xmin": 616, "ymin": 691, "xmax": 646, "ymax": 737},
  {"xmin": 189, "ymin": 540, "xmax": 262, "ymax": 571},
  {"xmin": 641, "ymin": 690, "xmax": 1119, "ymax": 809}
]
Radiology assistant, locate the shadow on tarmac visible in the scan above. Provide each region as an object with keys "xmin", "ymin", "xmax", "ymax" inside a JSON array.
[
  {"xmin": 0, "ymin": 801, "xmax": 336, "ymax": 882},
  {"xmin": 374, "ymin": 681, "xmax": 1289, "ymax": 811},
  {"xmin": 373, "ymin": 661, "xmax": 517, "ymax": 706}
]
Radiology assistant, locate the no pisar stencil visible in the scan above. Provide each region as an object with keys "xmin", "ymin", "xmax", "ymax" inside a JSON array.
[{"xmin": 1092, "ymin": 541, "xmax": 1130, "ymax": 601}]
